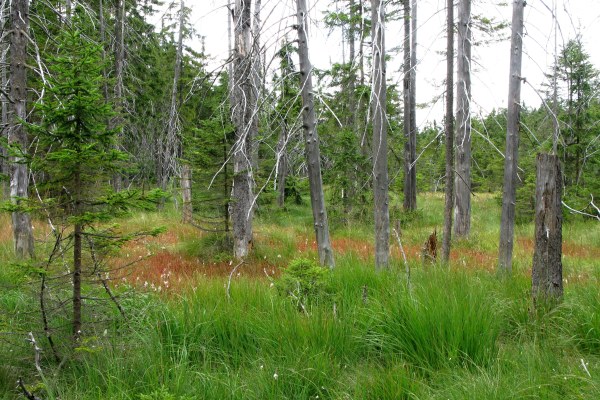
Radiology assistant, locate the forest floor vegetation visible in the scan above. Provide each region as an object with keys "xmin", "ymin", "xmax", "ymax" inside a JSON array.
[{"xmin": 1, "ymin": 193, "xmax": 599, "ymax": 399}]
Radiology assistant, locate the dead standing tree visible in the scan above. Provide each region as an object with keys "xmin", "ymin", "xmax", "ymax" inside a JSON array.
[
  {"xmin": 231, "ymin": 0, "xmax": 257, "ymax": 259},
  {"xmin": 9, "ymin": 0, "xmax": 35, "ymax": 258},
  {"xmin": 162, "ymin": 0, "xmax": 185, "ymax": 201},
  {"xmin": 454, "ymin": 0, "xmax": 472, "ymax": 238},
  {"xmin": 531, "ymin": 153, "xmax": 563, "ymax": 305},
  {"xmin": 532, "ymin": 7, "xmax": 563, "ymax": 306},
  {"xmin": 442, "ymin": 0, "xmax": 455, "ymax": 264},
  {"xmin": 295, "ymin": 0, "xmax": 335, "ymax": 268},
  {"xmin": 371, "ymin": 0, "xmax": 389, "ymax": 270},
  {"xmin": 498, "ymin": 0, "xmax": 525, "ymax": 273},
  {"xmin": 403, "ymin": 0, "xmax": 417, "ymax": 211}
]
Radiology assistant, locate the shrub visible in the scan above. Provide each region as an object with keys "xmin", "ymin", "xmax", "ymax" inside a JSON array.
[{"xmin": 276, "ymin": 258, "xmax": 332, "ymax": 311}]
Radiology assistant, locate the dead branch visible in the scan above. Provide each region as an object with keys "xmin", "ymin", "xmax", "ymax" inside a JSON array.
[{"xmin": 226, "ymin": 261, "xmax": 244, "ymax": 300}]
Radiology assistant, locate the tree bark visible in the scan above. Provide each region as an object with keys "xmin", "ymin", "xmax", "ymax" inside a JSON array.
[
  {"xmin": 162, "ymin": 0, "xmax": 185, "ymax": 198},
  {"xmin": 9, "ymin": 0, "xmax": 34, "ymax": 258},
  {"xmin": 409, "ymin": 0, "xmax": 417, "ymax": 197},
  {"xmin": 402, "ymin": 0, "xmax": 417, "ymax": 211},
  {"xmin": 231, "ymin": 0, "xmax": 255, "ymax": 259},
  {"xmin": 112, "ymin": 0, "xmax": 125, "ymax": 192},
  {"xmin": 72, "ymin": 163, "xmax": 83, "ymax": 343},
  {"xmin": 454, "ymin": 0, "xmax": 472, "ymax": 238},
  {"xmin": 531, "ymin": 153, "xmax": 563, "ymax": 304},
  {"xmin": 441, "ymin": 0, "xmax": 455, "ymax": 264},
  {"xmin": 1, "ymin": 0, "xmax": 8, "ymax": 199},
  {"xmin": 371, "ymin": 0, "xmax": 389, "ymax": 270},
  {"xmin": 498, "ymin": 0, "xmax": 525, "ymax": 273},
  {"xmin": 276, "ymin": 124, "xmax": 288, "ymax": 208},
  {"xmin": 295, "ymin": 0, "xmax": 335, "ymax": 268},
  {"xmin": 181, "ymin": 163, "xmax": 192, "ymax": 223}
]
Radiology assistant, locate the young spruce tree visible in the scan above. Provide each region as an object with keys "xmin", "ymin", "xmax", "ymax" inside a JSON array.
[{"xmin": 26, "ymin": 23, "xmax": 162, "ymax": 345}]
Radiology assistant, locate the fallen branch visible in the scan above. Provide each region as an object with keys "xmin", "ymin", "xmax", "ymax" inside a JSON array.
[{"xmin": 17, "ymin": 378, "xmax": 42, "ymax": 400}]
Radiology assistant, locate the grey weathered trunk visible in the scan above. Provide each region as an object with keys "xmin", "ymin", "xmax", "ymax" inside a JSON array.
[
  {"xmin": 9, "ymin": 0, "xmax": 34, "ymax": 258},
  {"xmin": 1, "ymin": 0, "xmax": 8, "ymax": 199},
  {"xmin": 402, "ymin": 0, "xmax": 416, "ymax": 211},
  {"xmin": 345, "ymin": 0, "xmax": 357, "ymax": 216},
  {"xmin": 295, "ymin": 0, "xmax": 335, "ymax": 268},
  {"xmin": 441, "ymin": 0, "xmax": 454, "ymax": 263},
  {"xmin": 409, "ymin": 0, "xmax": 417, "ymax": 192},
  {"xmin": 454, "ymin": 0, "xmax": 472, "ymax": 238},
  {"xmin": 531, "ymin": 153, "xmax": 563, "ymax": 304},
  {"xmin": 276, "ymin": 125, "xmax": 288, "ymax": 208},
  {"xmin": 250, "ymin": 0, "xmax": 261, "ymax": 172},
  {"xmin": 72, "ymin": 168, "xmax": 82, "ymax": 342},
  {"xmin": 181, "ymin": 164, "xmax": 192, "ymax": 223},
  {"xmin": 112, "ymin": 0, "xmax": 125, "ymax": 192},
  {"xmin": 246, "ymin": 0, "xmax": 261, "ymax": 239},
  {"xmin": 371, "ymin": 0, "xmax": 389, "ymax": 270},
  {"xmin": 498, "ymin": 0, "xmax": 525, "ymax": 273},
  {"xmin": 348, "ymin": 0, "xmax": 356, "ymax": 125},
  {"xmin": 99, "ymin": 0, "xmax": 109, "ymax": 104},
  {"xmin": 162, "ymin": 0, "xmax": 185, "ymax": 196},
  {"xmin": 231, "ymin": 0, "xmax": 255, "ymax": 259}
]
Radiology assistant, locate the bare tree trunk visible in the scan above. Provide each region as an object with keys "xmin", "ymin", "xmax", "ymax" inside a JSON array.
[
  {"xmin": 454, "ymin": 0, "xmax": 472, "ymax": 238},
  {"xmin": 231, "ymin": 0, "xmax": 255, "ymax": 259},
  {"xmin": 250, "ymin": 0, "xmax": 261, "ymax": 171},
  {"xmin": 345, "ymin": 0, "xmax": 357, "ymax": 216},
  {"xmin": 72, "ymin": 168, "xmax": 82, "ymax": 343},
  {"xmin": 246, "ymin": 0, "xmax": 261, "ymax": 241},
  {"xmin": 441, "ymin": 0, "xmax": 454, "ymax": 264},
  {"xmin": 371, "ymin": 0, "xmax": 389, "ymax": 270},
  {"xmin": 181, "ymin": 164, "xmax": 192, "ymax": 223},
  {"xmin": 295, "ymin": 0, "xmax": 335, "ymax": 268},
  {"xmin": 276, "ymin": 124, "xmax": 288, "ymax": 208},
  {"xmin": 9, "ymin": 0, "xmax": 34, "ymax": 258},
  {"xmin": 1, "ymin": 0, "xmax": 8, "ymax": 199},
  {"xmin": 531, "ymin": 153, "xmax": 563, "ymax": 305},
  {"xmin": 409, "ymin": 0, "xmax": 417, "ymax": 200},
  {"xmin": 162, "ymin": 0, "xmax": 185, "ymax": 199},
  {"xmin": 403, "ymin": 0, "xmax": 416, "ymax": 211},
  {"xmin": 498, "ymin": 0, "xmax": 525, "ymax": 273},
  {"xmin": 112, "ymin": 0, "xmax": 125, "ymax": 192},
  {"xmin": 99, "ymin": 0, "xmax": 109, "ymax": 108}
]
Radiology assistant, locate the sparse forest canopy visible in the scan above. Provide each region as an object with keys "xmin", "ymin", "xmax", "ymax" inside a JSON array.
[{"xmin": 0, "ymin": 0, "xmax": 598, "ymax": 399}]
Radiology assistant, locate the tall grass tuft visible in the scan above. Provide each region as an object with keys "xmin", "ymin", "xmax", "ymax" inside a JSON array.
[{"xmin": 365, "ymin": 270, "xmax": 501, "ymax": 370}]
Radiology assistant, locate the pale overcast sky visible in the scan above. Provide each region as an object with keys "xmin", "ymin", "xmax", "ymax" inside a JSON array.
[{"xmin": 182, "ymin": 0, "xmax": 600, "ymax": 126}]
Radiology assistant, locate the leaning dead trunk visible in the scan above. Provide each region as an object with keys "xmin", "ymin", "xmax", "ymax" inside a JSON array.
[
  {"xmin": 371, "ymin": 0, "xmax": 389, "ymax": 270},
  {"xmin": 454, "ymin": 0, "xmax": 472, "ymax": 238},
  {"xmin": 531, "ymin": 153, "xmax": 563, "ymax": 305},
  {"xmin": 9, "ymin": 0, "xmax": 34, "ymax": 258},
  {"xmin": 295, "ymin": 0, "xmax": 335, "ymax": 268},
  {"xmin": 231, "ymin": 0, "xmax": 256, "ymax": 259},
  {"xmin": 498, "ymin": 0, "xmax": 525, "ymax": 273}
]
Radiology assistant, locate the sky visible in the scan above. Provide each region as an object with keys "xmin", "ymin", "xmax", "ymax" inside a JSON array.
[{"xmin": 178, "ymin": 0, "xmax": 600, "ymax": 127}]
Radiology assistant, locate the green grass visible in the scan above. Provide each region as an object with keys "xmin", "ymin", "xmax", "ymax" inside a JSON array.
[{"xmin": 1, "ymin": 194, "xmax": 600, "ymax": 399}]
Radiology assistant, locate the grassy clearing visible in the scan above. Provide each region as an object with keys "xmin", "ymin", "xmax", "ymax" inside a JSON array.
[{"xmin": 1, "ymin": 194, "xmax": 599, "ymax": 399}]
